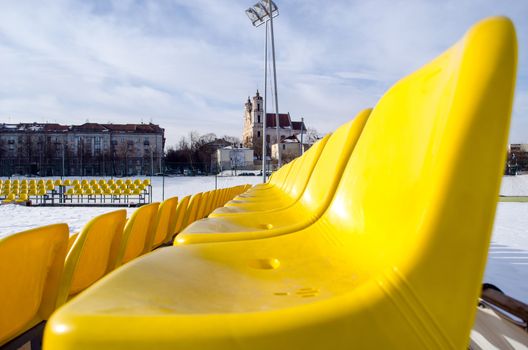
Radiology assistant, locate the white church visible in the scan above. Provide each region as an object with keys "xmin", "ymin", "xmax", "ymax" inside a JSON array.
[{"xmin": 242, "ymin": 91, "xmax": 307, "ymax": 161}]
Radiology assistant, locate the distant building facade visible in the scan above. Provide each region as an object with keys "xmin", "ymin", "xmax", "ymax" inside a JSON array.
[
  {"xmin": 271, "ymin": 135, "xmax": 311, "ymax": 164},
  {"xmin": 213, "ymin": 146, "xmax": 254, "ymax": 173},
  {"xmin": 506, "ymin": 143, "xmax": 528, "ymax": 175},
  {"xmin": 242, "ymin": 91, "xmax": 306, "ymax": 161},
  {"xmin": 0, "ymin": 122, "xmax": 165, "ymax": 176}
]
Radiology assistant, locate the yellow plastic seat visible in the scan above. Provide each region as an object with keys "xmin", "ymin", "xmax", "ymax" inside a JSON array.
[
  {"xmin": 169, "ymin": 195, "xmax": 191, "ymax": 240},
  {"xmin": 15, "ymin": 193, "xmax": 29, "ymax": 203},
  {"xmin": 214, "ymin": 139, "xmax": 330, "ymax": 214},
  {"xmin": 114, "ymin": 202, "xmax": 160, "ymax": 266},
  {"xmin": 54, "ymin": 179, "xmax": 63, "ymax": 186},
  {"xmin": 229, "ymin": 158, "xmax": 297, "ymax": 202},
  {"xmin": 63, "ymin": 179, "xmax": 72, "ymax": 186},
  {"xmin": 178, "ymin": 109, "xmax": 370, "ymax": 243},
  {"xmin": 0, "ymin": 224, "xmax": 68, "ymax": 347},
  {"xmin": 205, "ymin": 190, "xmax": 219, "ymax": 216},
  {"xmin": 143, "ymin": 179, "xmax": 151, "ymax": 186},
  {"xmin": 195, "ymin": 191, "xmax": 210, "ymax": 220},
  {"xmin": 56, "ymin": 210, "xmax": 127, "ymax": 306},
  {"xmin": 238, "ymin": 162, "xmax": 291, "ymax": 195},
  {"xmin": 2, "ymin": 193, "xmax": 16, "ymax": 203},
  {"xmin": 180, "ymin": 193, "xmax": 202, "ymax": 229},
  {"xmin": 44, "ymin": 17, "xmax": 517, "ymax": 349},
  {"xmin": 150, "ymin": 197, "xmax": 179, "ymax": 249}
]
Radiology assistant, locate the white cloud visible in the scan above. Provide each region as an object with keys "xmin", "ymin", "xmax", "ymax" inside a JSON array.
[{"xmin": 0, "ymin": 0, "xmax": 526, "ymax": 146}]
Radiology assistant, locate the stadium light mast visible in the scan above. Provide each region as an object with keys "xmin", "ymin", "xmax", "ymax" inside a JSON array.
[{"xmin": 245, "ymin": 0, "xmax": 281, "ymax": 183}]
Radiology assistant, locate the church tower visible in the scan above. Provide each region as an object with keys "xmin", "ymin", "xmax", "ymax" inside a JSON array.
[{"xmin": 242, "ymin": 91, "xmax": 264, "ymax": 156}]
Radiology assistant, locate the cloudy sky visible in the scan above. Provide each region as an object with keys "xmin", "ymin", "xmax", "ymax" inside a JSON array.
[{"xmin": 0, "ymin": 0, "xmax": 527, "ymax": 146}]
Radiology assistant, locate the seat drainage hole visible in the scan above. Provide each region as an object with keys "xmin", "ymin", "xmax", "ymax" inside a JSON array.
[
  {"xmin": 248, "ymin": 258, "xmax": 280, "ymax": 270},
  {"xmin": 274, "ymin": 292, "xmax": 289, "ymax": 296},
  {"xmin": 296, "ymin": 288, "xmax": 319, "ymax": 298}
]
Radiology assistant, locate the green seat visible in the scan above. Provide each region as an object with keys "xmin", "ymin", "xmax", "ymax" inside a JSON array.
[
  {"xmin": 178, "ymin": 109, "xmax": 370, "ymax": 243},
  {"xmin": 44, "ymin": 17, "xmax": 517, "ymax": 350},
  {"xmin": 0, "ymin": 224, "xmax": 68, "ymax": 347}
]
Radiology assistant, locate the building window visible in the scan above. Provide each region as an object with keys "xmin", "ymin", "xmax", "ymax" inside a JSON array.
[
  {"xmin": 282, "ymin": 144, "xmax": 285, "ymax": 150},
  {"xmin": 257, "ymin": 131, "xmax": 261, "ymax": 138},
  {"xmin": 266, "ymin": 135, "xmax": 270, "ymax": 142},
  {"xmin": 257, "ymin": 115, "xmax": 260, "ymax": 123}
]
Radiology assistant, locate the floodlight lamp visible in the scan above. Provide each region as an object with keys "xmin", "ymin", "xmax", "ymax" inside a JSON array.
[
  {"xmin": 245, "ymin": 0, "xmax": 279, "ymax": 27},
  {"xmin": 260, "ymin": 0, "xmax": 278, "ymax": 14},
  {"xmin": 253, "ymin": 3, "xmax": 268, "ymax": 18},
  {"xmin": 245, "ymin": 8, "xmax": 261, "ymax": 25}
]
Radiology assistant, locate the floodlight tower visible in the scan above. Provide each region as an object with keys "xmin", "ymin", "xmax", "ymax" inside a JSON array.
[{"xmin": 245, "ymin": 0, "xmax": 281, "ymax": 183}]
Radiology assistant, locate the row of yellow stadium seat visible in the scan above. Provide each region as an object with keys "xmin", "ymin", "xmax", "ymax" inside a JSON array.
[
  {"xmin": 0, "ymin": 178, "xmax": 151, "ymax": 187},
  {"xmin": 41, "ymin": 17, "xmax": 518, "ymax": 349},
  {"xmin": 67, "ymin": 183, "xmax": 148, "ymax": 191},
  {"xmin": 0, "ymin": 183, "xmax": 248, "ymax": 347}
]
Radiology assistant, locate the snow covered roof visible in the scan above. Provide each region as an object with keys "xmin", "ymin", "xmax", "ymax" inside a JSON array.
[{"xmin": 0, "ymin": 122, "xmax": 164, "ymax": 134}]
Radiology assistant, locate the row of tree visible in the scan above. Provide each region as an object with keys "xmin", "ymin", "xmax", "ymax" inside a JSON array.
[{"xmin": 165, "ymin": 132, "xmax": 241, "ymax": 175}]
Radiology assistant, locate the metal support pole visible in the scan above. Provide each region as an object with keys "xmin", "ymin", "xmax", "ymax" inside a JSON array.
[
  {"xmin": 150, "ymin": 148, "xmax": 154, "ymax": 176},
  {"xmin": 300, "ymin": 117, "xmax": 304, "ymax": 155},
  {"xmin": 162, "ymin": 158, "xmax": 165, "ymax": 201},
  {"xmin": 268, "ymin": 0, "xmax": 281, "ymax": 168},
  {"xmin": 61, "ymin": 143, "xmax": 65, "ymax": 179},
  {"xmin": 262, "ymin": 21, "xmax": 268, "ymax": 183}
]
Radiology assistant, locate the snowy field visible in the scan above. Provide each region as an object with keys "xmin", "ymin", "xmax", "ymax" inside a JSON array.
[
  {"xmin": 0, "ymin": 175, "xmax": 527, "ymax": 302},
  {"xmin": 0, "ymin": 176, "xmax": 261, "ymax": 236}
]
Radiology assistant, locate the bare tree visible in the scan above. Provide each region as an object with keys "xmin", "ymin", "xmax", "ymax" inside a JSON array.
[{"xmin": 305, "ymin": 128, "xmax": 321, "ymax": 143}]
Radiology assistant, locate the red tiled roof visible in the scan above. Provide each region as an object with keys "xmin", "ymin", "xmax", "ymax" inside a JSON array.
[
  {"xmin": 266, "ymin": 113, "xmax": 291, "ymax": 128},
  {"xmin": 73, "ymin": 123, "xmax": 107, "ymax": 132},
  {"xmin": 43, "ymin": 124, "xmax": 69, "ymax": 132},
  {"xmin": 102, "ymin": 124, "xmax": 163, "ymax": 133},
  {"xmin": 291, "ymin": 121, "xmax": 306, "ymax": 131}
]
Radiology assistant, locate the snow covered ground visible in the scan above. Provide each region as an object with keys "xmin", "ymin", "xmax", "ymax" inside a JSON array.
[
  {"xmin": 0, "ymin": 176, "xmax": 261, "ymax": 236},
  {"xmin": 0, "ymin": 175, "xmax": 527, "ymax": 301}
]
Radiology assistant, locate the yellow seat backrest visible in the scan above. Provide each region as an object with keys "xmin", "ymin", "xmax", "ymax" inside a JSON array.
[
  {"xmin": 116, "ymin": 203, "xmax": 160, "ymax": 266},
  {"xmin": 196, "ymin": 191, "xmax": 210, "ymax": 220},
  {"xmin": 273, "ymin": 137, "xmax": 329, "ymax": 199},
  {"xmin": 57, "ymin": 210, "xmax": 127, "ymax": 305},
  {"xmin": 0, "ymin": 224, "xmax": 68, "ymax": 346},
  {"xmin": 150, "ymin": 197, "xmax": 179, "ymax": 249},
  {"xmin": 169, "ymin": 195, "xmax": 191, "ymax": 239},
  {"xmin": 312, "ymin": 17, "xmax": 516, "ymax": 347},
  {"xmin": 181, "ymin": 193, "xmax": 202, "ymax": 229}
]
